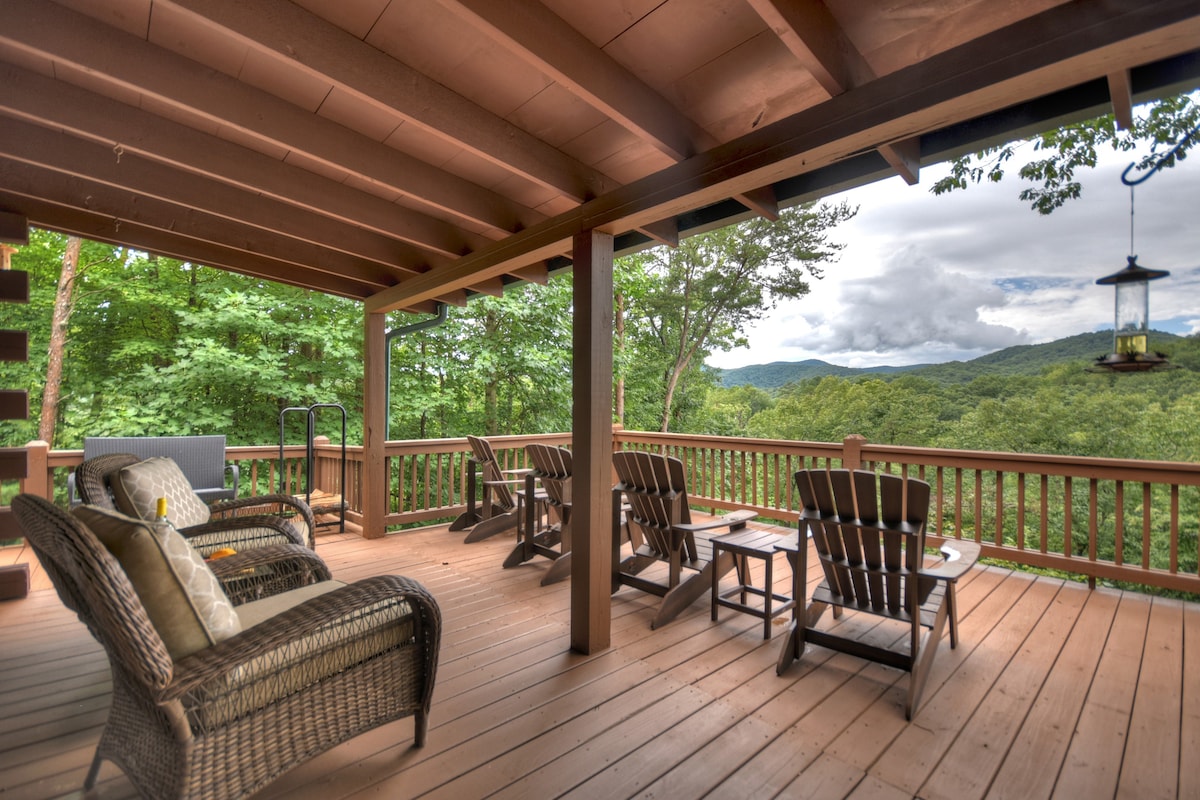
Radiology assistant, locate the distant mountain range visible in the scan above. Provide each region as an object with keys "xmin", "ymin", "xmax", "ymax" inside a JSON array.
[{"xmin": 716, "ymin": 330, "xmax": 1186, "ymax": 389}]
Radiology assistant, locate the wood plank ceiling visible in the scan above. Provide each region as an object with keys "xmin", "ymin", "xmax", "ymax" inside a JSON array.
[{"xmin": 1, "ymin": 0, "xmax": 1199, "ymax": 315}]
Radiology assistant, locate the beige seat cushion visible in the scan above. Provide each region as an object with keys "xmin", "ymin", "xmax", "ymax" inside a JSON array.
[
  {"xmin": 109, "ymin": 457, "xmax": 212, "ymax": 528},
  {"xmin": 74, "ymin": 505, "xmax": 241, "ymax": 660},
  {"xmin": 194, "ymin": 582, "xmax": 416, "ymax": 728}
]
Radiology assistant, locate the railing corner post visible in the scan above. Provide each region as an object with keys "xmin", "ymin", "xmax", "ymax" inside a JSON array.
[
  {"xmin": 22, "ymin": 440, "xmax": 50, "ymax": 500},
  {"xmin": 843, "ymin": 434, "xmax": 866, "ymax": 471}
]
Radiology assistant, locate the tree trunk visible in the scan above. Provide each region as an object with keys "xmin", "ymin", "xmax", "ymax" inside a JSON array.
[
  {"xmin": 38, "ymin": 235, "xmax": 81, "ymax": 445},
  {"xmin": 614, "ymin": 292, "xmax": 625, "ymax": 425},
  {"xmin": 659, "ymin": 362, "xmax": 686, "ymax": 433},
  {"xmin": 484, "ymin": 311, "xmax": 500, "ymax": 434}
]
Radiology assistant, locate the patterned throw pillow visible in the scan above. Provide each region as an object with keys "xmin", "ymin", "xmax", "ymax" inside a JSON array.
[
  {"xmin": 109, "ymin": 457, "xmax": 212, "ymax": 528},
  {"xmin": 73, "ymin": 505, "xmax": 242, "ymax": 660}
]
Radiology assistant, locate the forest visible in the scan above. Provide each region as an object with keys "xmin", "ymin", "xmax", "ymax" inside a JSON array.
[
  {"xmin": 6, "ymin": 93, "xmax": 1199, "ymax": 463},
  {"xmin": 6, "ymin": 225, "xmax": 1200, "ymax": 472}
]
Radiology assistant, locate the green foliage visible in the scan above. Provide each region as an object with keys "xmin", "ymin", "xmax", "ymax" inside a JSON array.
[
  {"xmin": 622, "ymin": 201, "xmax": 857, "ymax": 431},
  {"xmin": 931, "ymin": 92, "xmax": 1199, "ymax": 213},
  {"xmin": 387, "ymin": 278, "xmax": 574, "ymax": 439}
]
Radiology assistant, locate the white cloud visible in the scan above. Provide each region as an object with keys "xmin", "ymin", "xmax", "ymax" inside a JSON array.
[
  {"xmin": 790, "ymin": 246, "xmax": 1029, "ymax": 355},
  {"xmin": 708, "ymin": 143, "xmax": 1200, "ymax": 369}
]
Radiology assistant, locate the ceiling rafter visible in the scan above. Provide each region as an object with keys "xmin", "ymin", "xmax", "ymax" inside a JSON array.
[
  {"xmin": 440, "ymin": 0, "xmax": 706, "ymax": 162},
  {"xmin": 0, "ymin": 117, "xmax": 451, "ymax": 273},
  {"xmin": 0, "ymin": 0, "xmax": 544, "ymax": 240},
  {"xmin": 366, "ymin": 0, "xmax": 1200, "ymax": 313},
  {"xmin": 442, "ymin": 0, "xmax": 780, "ymax": 231},
  {"xmin": 0, "ymin": 65, "xmax": 462, "ymax": 266},
  {"xmin": 0, "ymin": 162, "xmax": 475, "ymax": 308},
  {"xmin": 158, "ymin": 0, "xmax": 617, "ymax": 204},
  {"xmin": 746, "ymin": 0, "xmax": 923, "ymax": 185},
  {"xmin": 0, "ymin": 188, "xmax": 389, "ymax": 299},
  {"xmin": 1108, "ymin": 69, "xmax": 1136, "ymax": 129},
  {"xmin": 0, "ymin": 159, "xmax": 402, "ymax": 290}
]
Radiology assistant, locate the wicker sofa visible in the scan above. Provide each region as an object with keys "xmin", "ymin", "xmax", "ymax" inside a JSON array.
[{"xmin": 13, "ymin": 494, "xmax": 440, "ymax": 800}]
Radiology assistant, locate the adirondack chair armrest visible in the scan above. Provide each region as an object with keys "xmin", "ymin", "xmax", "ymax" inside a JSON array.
[
  {"xmin": 919, "ymin": 539, "xmax": 981, "ymax": 581},
  {"xmin": 674, "ymin": 508, "xmax": 757, "ymax": 534},
  {"xmin": 482, "ymin": 477, "xmax": 528, "ymax": 488},
  {"xmin": 499, "ymin": 468, "xmax": 533, "ymax": 478}
]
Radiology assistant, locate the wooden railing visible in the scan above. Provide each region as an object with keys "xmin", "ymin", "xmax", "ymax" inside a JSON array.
[
  {"xmin": 12, "ymin": 431, "xmax": 1200, "ymax": 594},
  {"xmin": 617, "ymin": 431, "xmax": 1200, "ymax": 596}
]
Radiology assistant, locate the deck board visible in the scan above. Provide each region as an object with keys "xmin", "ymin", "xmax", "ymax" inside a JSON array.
[{"xmin": 0, "ymin": 520, "xmax": 1195, "ymax": 799}]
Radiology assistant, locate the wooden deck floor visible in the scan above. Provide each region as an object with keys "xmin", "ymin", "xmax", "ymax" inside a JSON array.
[{"xmin": 2, "ymin": 519, "xmax": 1197, "ymax": 799}]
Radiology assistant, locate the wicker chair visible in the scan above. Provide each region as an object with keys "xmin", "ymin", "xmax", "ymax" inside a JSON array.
[
  {"xmin": 13, "ymin": 494, "xmax": 441, "ymax": 800},
  {"xmin": 76, "ymin": 452, "xmax": 317, "ymax": 553}
]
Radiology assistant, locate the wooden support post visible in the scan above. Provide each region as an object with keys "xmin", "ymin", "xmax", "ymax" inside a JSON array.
[
  {"xmin": 843, "ymin": 434, "xmax": 866, "ymax": 471},
  {"xmin": 362, "ymin": 312, "xmax": 387, "ymax": 538},
  {"xmin": 571, "ymin": 229, "xmax": 614, "ymax": 654}
]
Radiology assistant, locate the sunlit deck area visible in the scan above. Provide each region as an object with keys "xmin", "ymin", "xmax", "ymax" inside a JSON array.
[{"xmin": 2, "ymin": 516, "xmax": 1196, "ymax": 800}]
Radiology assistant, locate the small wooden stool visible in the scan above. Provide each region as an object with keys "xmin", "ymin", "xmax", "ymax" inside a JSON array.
[{"xmin": 711, "ymin": 528, "xmax": 795, "ymax": 639}]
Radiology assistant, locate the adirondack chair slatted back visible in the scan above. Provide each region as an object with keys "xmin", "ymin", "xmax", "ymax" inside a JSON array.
[
  {"xmin": 467, "ymin": 435, "xmax": 515, "ymax": 512},
  {"xmin": 526, "ymin": 444, "xmax": 571, "ymax": 509},
  {"xmin": 795, "ymin": 469, "xmax": 933, "ymax": 617},
  {"xmin": 613, "ymin": 450, "xmax": 694, "ymax": 561}
]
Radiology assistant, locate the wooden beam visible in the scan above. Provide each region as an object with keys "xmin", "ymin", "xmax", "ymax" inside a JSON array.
[
  {"xmin": 155, "ymin": 0, "xmax": 614, "ymax": 203},
  {"xmin": 736, "ymin": 186, "xmax": 780, "ymax": 221},
  {"xmin": 366, "ymin": 0, "xmax": 1200, "ymax": 312},
  {"xmin": 0, "ymin": 61, "xmax": 539, "ymax": 239},
  {"xmin": 636, "ymin": 218, "xmax": 680, "ymax": 248},
  {"xmin": 745, "ymin": 0, "xmax": 874, "ymax": 95},
  {"xmin": 450, "ymin": 0, "xmax": 793, "ymax": 231},
  {"xmin": 0, "ymin": 331, "xmax": 27, "ymax": 362},
  {"xmin": 878, "ymin": 137, "xmax": 922, "ymax": 186},
  {"xmin": 0, "ymin": 0, "xmax": 544, "ymax": 237},
  {"xmin": 0, "ymin": 189, "xmax": 384, "ymax": 300},
  {"xmin": 0, "ymin": 390, "xmax": 28, "ymax": 421},
  {"xmin": 571, "ymin": 229, "xmax": 614, "ymax": 654},
  {"xmin": 1108, "ymin": 70, "xmax": 1136, "ymax": 129},
  {"xmin": 0, "ymin": 158, "xmax": 409, "ymax": 288},
  {"xmin": 0, "ymin": 159, "xmax": 502, "ymax": 303},
  {"xmin": 0, "ymin": 115, "xmax": 471, "ymax": 262},
  {"xmin": 509, "ymin": 263, "xmax": 550, "ymax": 285},
  {"xmin": 361, "ymin": 312, "xmax": 387, "ymax": 539},
  {"xmin": 0, "ymin": 269, "xmax": 29, "ymax": 302},
  {"xmin": 0, "ymin": 211, "xmax": 28, "ymax": 245},
  {"xmin": 443, "ymin": 0, "xmax": 706, "ymax": 161},
  {"xmin": 747, "ymin": 0, "xmax": 924, "ymax": 185}
]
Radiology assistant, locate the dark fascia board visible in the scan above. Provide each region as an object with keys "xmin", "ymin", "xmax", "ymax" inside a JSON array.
[{"xmin": 495, "ymin": 49, "xmax": 1200, "ymax": 289}]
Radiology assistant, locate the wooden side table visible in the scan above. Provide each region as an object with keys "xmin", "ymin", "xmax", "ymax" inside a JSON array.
[{"xmin": 711, "ymin": 527, "xmax": 797, "ymax": 639}]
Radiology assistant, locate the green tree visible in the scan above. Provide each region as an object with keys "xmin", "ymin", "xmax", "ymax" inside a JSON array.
[
  {"xmin": 932, "ymin": 92, "xmax": 1199, "ymax": 213},
  {"xmin": 624, "ymin": 201, "xmax": 857, "ymax": 432},
  {"xmin": 388, "ymin": 276, "xmax": 574, "ymax": 438}
]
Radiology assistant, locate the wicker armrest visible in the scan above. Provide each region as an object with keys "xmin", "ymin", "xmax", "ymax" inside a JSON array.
[
  {"xmin": 208, "ymin": 494, "xmax": 316, "ymax": 540},
  {"xmin": 165, "ymin": 575, "xmax": 441, "ymax": 700},
  {"xmin": 179, "ymin": 515, "xmax": 306, "ymax": 556},
  {"xmin": 207, "ymin": 544, "xmax": 332, "ymax": 604}
]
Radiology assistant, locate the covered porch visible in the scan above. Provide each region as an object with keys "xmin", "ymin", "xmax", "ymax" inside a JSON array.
[
  {"xmin": 3, "ymin": 513, "xmax": 1195, "ymax": 799},
  {"xmin": 4, "ymin": 0, "xmax": 1200, "ymax": 653}
]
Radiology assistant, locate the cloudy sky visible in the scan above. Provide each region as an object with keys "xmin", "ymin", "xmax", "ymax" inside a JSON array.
[{"xmin": 706, "ymin": 139, "xmax": 1200, "ymax": 370}]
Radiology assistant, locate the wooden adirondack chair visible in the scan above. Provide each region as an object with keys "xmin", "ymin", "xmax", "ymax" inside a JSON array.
[
  {"xmin": 503, "ymin": 443, "xmax": 573, "ymax": 585},
  {"xmin": 451, "ymin": 435, "xmax": 546, "ymax": 543},
  {"xmin": 612, "ymin": 450, "xmax": 756, "ymax": 629},
  {"xmin": 777, "ymin": 469, "xmax": 980, "ymax": 719}
]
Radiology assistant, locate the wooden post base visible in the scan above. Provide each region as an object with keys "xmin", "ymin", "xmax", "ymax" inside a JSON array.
[{"xmin": 0, "ymin": 563, "xmax": 30, "ymax": 600}]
